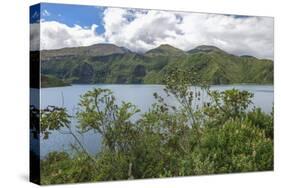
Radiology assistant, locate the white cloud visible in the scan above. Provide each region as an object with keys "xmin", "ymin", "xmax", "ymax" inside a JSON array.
[
  {"xmin": 30, "ymin": 8, "xmax": 274, "ymax": 59},
  {"xmin": 103, "ymin": 8, "xmax": 184, "ymax": 52},
  {"xmin": 103, "ymin": 8, "xmax": 274, "ymax": 59},
  {"xmin": 30, "ymin": 23, "xmax": 40, "ymax": 51},
  {"xmin": 30, "ymin": 21, "xmax": 104, "ymax": 51},
  {"xmin": 178, "ymin": 13, "xmax": 274, "ymax": 59}
]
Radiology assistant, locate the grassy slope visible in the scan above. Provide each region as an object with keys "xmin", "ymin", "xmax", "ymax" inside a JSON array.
[
  {"xmin": 41, "ymin": 75, "xmax": 70, "ymax": 88},
  {"xmin": 40, "ymin": 44, "xmax": 273, "ymax": 85}
]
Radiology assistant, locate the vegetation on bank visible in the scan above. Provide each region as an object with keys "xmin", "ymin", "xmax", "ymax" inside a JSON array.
[
  {"xmin": 41, "ymin": 75, "xmax": 70, "ymax": 88},
  {"xmin": 40, "ymin": 44, "xmax": 273, "ymax": 85},
  {"xmin": 39, "ymin": 68, "xmax": 273, "ymax": 185}
]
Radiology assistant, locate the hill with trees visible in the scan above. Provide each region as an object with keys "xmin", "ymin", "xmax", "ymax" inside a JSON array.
[{"xmin": 39, "ymin": 43, "xmax": 273, "ymax": 86}]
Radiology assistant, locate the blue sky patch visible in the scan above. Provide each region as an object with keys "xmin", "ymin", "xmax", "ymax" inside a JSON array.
[{"xmin": 40, "ymin": 3, "xmax": 105, "ymax": 34}]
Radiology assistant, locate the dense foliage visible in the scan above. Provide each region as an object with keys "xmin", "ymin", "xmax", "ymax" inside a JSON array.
[
  {"xmin": 41, "ymin": 75, "xmax": 70, "ymax": 88},
  {"xmin": 39, "ymin": 68, "xmax": 273, "ymax": 185},
  {"xmin": 39, "ymin": 44, "xmax": 273, "ymax": 85}
]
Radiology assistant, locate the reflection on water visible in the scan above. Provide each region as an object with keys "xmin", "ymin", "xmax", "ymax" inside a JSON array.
[{"xmin": 39, "ymin": 84, "xmax": 273, "ymax": 158}]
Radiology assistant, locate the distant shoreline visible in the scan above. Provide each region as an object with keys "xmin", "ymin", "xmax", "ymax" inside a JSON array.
[{"xmin": 41, "ymin": 83, "xmax": 274, "ymax": 89}]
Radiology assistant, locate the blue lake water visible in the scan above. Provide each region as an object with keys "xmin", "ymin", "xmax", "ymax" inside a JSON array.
[{"xmin": 39, "ymin": 84, "xmax": 274, "ymax": 158}]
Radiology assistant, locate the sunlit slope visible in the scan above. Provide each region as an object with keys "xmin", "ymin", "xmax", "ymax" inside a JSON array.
[{"xmin": 40, "ymin": 44, "xmax": 273, "ymax": 85}]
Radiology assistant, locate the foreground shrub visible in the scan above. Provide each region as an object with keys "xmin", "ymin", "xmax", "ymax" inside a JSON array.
[{"xmin": 40, "ymin": 68, "xmax": 273, "ymax": 184}]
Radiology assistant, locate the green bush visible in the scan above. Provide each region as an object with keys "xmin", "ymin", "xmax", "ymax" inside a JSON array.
[{"xmin": 40, "ymin": 68, "xmax": 273, "ymax": 184}]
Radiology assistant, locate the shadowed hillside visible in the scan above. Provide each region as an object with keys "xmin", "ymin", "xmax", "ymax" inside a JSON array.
[{"xmin": 38, "ymin": 43, "xmax": 273, "ymax": 85}]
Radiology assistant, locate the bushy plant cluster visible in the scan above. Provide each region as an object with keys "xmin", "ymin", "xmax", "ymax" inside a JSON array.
[{"xmin": 40, "ymin": 68, "xmax": 273, "ymax": 184}]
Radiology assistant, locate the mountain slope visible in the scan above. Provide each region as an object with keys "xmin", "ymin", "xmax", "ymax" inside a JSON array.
[
  {"xmin": 145, "ymin": 44, "xmax": 186, "ymax": 56},
  {"xmin": 187, "ymin": 45, "xmax": 225, "ymax": 54},
  {"xmin": 41, "ymin": 43, "xmax": 130, "ymax": 61},
  {"xmin": 39, "ymin": 43, "xmax": 273, "ymax": 86}
]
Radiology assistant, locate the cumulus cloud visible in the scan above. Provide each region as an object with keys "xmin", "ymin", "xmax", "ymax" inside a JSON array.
[
  {"xmin": 103, "ymin": 8, "xmax": 184, "ymax": 52},
  {"xmin": 30, "ymin": 21, "xmax": 104, "ymax": 51},
  {"xmin": 178, "ymin": 13, "xmax": 273, "ymax": 59},
  {"xmin": 103, "ymin": 8, "xmax": 273, "ymax": 59},
  {"xmin": 30, "ymin": 7, "xmax": 274, "ymax": 59}
]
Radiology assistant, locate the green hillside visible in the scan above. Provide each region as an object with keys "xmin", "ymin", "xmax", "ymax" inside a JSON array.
[
  {"xmin": 41, "ymin": 75, "xmax": 70, "ymax": 88},
  {"xmin": 39, "ymin": 44, "xmax": 273, "ymax": 86}
]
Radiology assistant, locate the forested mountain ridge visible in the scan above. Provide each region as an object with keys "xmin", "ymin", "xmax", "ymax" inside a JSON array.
[{"xmin": 39, "ymin": 43, "xmax": 273, "ymax": 86}]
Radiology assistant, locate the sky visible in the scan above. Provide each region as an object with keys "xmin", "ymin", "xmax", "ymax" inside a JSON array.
[{"xmin": 30, "ymin": 3, "xmax": 274, "ymax": 59}]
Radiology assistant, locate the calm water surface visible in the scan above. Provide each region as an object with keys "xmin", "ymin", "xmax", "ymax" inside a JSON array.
[{"xmin": 40, "ymin": 84, "xmax": 273, "ymax": 158}]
